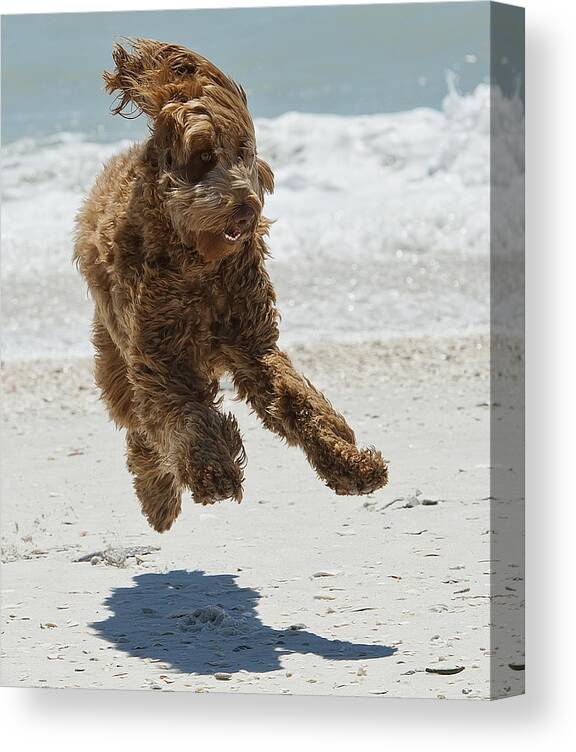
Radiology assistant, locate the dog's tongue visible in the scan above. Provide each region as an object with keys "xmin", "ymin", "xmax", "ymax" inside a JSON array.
[{"xmin": 196, "ymin": 230, "xmax": 239, "ymax": 261}]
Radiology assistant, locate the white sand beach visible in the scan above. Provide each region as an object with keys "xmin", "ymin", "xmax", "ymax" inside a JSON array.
[
  {"xmin": 0, "ymin": 66, "xmax": 525, "ymax": 699},
  {"xmin": 0, "ymin": 336, "xmax": 524, "ymax": 699}
]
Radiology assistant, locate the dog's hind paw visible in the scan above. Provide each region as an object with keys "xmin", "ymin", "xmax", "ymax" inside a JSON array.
[
  {"xmin": 133, "ymin": 474, "xmax": 183, "ymax": 532},
  {"xmin": 189, "ymin": 460, "xmax": 244, "ymax": 506}
]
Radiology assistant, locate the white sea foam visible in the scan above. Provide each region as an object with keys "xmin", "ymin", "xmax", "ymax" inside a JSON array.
[{"xmin": 0, "ymin": 84, "xmax": 522, "ymax": 360}]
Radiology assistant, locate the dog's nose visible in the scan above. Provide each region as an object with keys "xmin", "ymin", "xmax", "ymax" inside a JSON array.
[{"xmin": 235, "ymin": 204, "xmax": 256, "ymax": 229}]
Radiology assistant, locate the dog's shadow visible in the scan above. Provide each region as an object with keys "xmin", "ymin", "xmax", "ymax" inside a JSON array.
[{"xmin": 91, "ymin": 569, "xmax": 396, "ymax": 676}]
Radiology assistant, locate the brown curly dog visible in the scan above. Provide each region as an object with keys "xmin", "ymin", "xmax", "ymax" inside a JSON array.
[{"xmin": 74, "ymin": 39, "xmax": 388, "ymax": 532}]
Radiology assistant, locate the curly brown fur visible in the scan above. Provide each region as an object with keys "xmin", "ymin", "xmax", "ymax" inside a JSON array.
[{"xmin": 74, "ymin": 39, "xmax": 388, "ymax": 532}]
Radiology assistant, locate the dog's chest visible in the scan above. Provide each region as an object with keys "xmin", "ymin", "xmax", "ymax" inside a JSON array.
[{"xmin": 179, "ymin": 275, "xmax": 236, "ymax": 346}]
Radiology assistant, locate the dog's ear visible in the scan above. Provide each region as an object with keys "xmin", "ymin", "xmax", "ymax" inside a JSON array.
[
  {"xmin": 103, "ymin": 38, "xmax": 203, "ymax": 120},
  {"xmin": 257, "ymin": 158, "xmax": 274, "ymax": 195}
]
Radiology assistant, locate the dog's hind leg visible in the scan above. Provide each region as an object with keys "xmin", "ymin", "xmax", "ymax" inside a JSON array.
[
  {"xmin": 93, "ymin": 316, "xmax": 181, "ymax": 530},
  {"xmin": 92, "ymin": 315, "xmax": 134, "ymax": 429},
  {"xmin": 126, "ymin": 429, "xmax": 182, "ymax": 532}
]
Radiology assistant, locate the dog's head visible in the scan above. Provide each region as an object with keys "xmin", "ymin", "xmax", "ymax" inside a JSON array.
[{"xmin": 104, "ymin": 39, "xmax": 274, "ymax": 261}]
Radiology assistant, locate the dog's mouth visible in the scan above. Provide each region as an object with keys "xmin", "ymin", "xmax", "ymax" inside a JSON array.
[
  {"xmin": 195, "ymin": 226, "xmax": 252, "ymax": 262},
  {"xmin": 221, "ymin": 206, "xmax": 259, "ymax": 245},
  {"xmin": 222, "ymin": 225, "xmax": 243, "ymax": 244},
  {"xmin": 222, "ymin": 216, "xmax": 257, "ymax": 244},
  {"xmin": 194, "ymin": 208, "xmax": 259, "ymax": 261}
]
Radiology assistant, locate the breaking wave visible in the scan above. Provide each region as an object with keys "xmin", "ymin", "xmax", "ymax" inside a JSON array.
[{"xmin": 1, "ymin": 83, "xmax": 523, "ymax": 360}]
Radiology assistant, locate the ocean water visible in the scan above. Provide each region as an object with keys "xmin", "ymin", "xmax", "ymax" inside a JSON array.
[
  {"xmin": 0, "ymin": 5, "xmax": 524, "ymax": 361},
  {"xmin": 1, "ymin": 4, "xmax": 495, "ymax": 144},
  {"xmin": 2, "ymin": 81, "xmax": 516, "ymax": 360}
]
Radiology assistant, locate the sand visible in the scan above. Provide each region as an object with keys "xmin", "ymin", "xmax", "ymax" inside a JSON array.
[{"xmin": 0, "ymin": 336, "xmax": 524, "ymax": 698}]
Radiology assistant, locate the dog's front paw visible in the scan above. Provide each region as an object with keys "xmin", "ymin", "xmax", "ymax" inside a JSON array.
[
  {"xmin": 314, "ymin": 441, "xmax": 388, "ymax": 496},
  {"xmin": 189, "ymin": 458, "xmax": 244, "ymax": 506}
]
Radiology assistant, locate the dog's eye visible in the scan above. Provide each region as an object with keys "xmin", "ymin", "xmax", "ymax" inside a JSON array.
[{"xmin": 180, "ymin": 149, "xmax": 216, "ymax": 184}]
